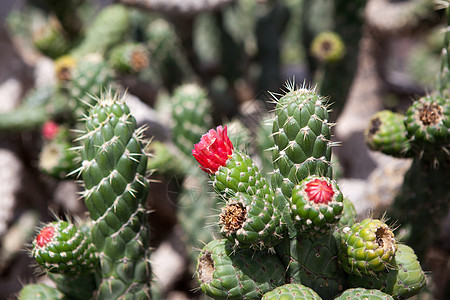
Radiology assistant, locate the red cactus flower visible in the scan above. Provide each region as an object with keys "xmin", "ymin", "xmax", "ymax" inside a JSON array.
[
  {"xmin": 192, "ymin": 125, "xmax": 234, "ymax": 174},
  {"xmin": 36, "ymin": 226, "xmax": 55, "ymax": 248},
  {"xmin": 305, "ymin": 178, "xmax": 335, "ymax": 204},
  {"xmin": 42, "ymin": 121, "xmax": 59, "ymax": 140}
]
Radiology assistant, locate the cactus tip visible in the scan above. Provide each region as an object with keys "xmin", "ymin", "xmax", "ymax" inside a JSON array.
[
  {"xmin": 36, "ymin": 226, "xmax": 55, "ymax": 248},
  {"xmin": 304, "ymin": 178, "xmax": 335, "ymax": 204}
]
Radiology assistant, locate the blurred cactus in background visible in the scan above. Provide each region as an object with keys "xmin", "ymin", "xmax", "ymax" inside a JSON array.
[{"xmin": 0, "ymin": 0, "xmax": 448, "ymax": 299}]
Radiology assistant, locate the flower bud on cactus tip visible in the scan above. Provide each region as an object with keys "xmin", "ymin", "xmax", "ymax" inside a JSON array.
[
  {"xmin": 192, "ymin": 125, "xmax": 234, "ymax": 173},
  {"xmin": 36, "ymin": 226, "xmax": 55, "ymax": 247},
  {"xmin": 42, "ymin": 121, "xmax": 59, "ymax": 140},
  {"xmin": 305, "ymin": 178, "xmax": 334, "ymax": 204}
]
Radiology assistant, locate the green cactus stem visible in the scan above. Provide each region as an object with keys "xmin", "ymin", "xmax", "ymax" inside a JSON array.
[
  {"xmin": 261, "ymin": 283, "xmax": 322, "ymax": 299},
  {"xmin": 70, "ymin": 4, "xmax": 131, "ymax": 58},
  {"xmin": 31, "ymin": 220, "xmax": 98, "ymax": 275},
  {"xmin": 404, "ymin": 93, "xmax": 449, "ymax": 162},
  {"xmin": 65, "ymin": 57, "xmax": 115, "ymax": 121},
  {"xmin": 196, "ymin": 239, "xmax": 285, "ymax": 299},
  {"xmin": 347, "ymin": 244, "xmax": 426, "ymax": 299},
  {"xmin": 192, "ymin": 125, "xmax": 273, "ymax": 201},
  {"xmin": 271, "ymin": 85, "xmax": 334, "ymax": 202},
  {"xmin": 18, "ymin": 283, "xmax": 67, "ymax": 300},
  {"xmin": 219, "ymin": 192, "xmax": 283, "ymax": 249},
  {"xmin": 334, "ymin": 288, "xmax": 394, "ymax": 300},
  {"xmin": 338, "ymin": 218, "xmax": 397, "ymax": 275},
  {"xmin": 171, "ymin": 83, "xmax": 213, "ymax": 157},
  {"xmin": 193, "ymin": 125, "xmax": 285, "ymax": 249},
  {"xmin": 32, "ymin": 16, "xmax": 72, "ymax": 59},
  {"xmin": 365, "ymin": 110, "xmax": 412, "ymax": 158},
  {"xmin": 0, "ymin": 88, "xmax": 67, "ymax": 132},
  {"xmin": 289, "ymin": 175, "xmax": 344, "ymax": 236},
  {"xmin": 78, "ymin": 91, "xmax": 151, "ymax": 299},
  {"xmin": 109, "ymin": 42, "xmax": 150, "ymax": 74},
  {"xmin": 276, "ymin": 233, "xmax": 344, "ymax": 299}
]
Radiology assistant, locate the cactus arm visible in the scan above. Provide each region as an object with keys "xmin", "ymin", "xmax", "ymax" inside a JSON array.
[{"xmin": 79, "ymin": 91, "xmax": 151, "ymax": 299}]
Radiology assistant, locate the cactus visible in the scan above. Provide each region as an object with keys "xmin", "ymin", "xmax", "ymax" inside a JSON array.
[
  {"xmin": 364, "ymin": 3, "xmax": 450, "ymax": 262},
  {"xmin": 338, "ymin": 218, "xmax": 397, "ymax": 275},
  {"xmin": 261, "ymin": 283, "xmax": 322, "ymax": 299},
  {"xmin": 196, "ymin": 238, "xmax": 285, "ymax": 299},
  {"xmin": 78, "ymin": 91, "xmax": 151, "ymax": 298},
  {"xmin": 109, "ymin": 42, "xmax": 150, "ymax": 74},
  {"xmin": 334, "ymin": 288, "xmax": 394, "ymax": 300},
  {"xmin": 365, "ymin": 110, "xmax": 412, "ymax": 158},
  {"xmin": 70, "ymin": 4, "xmax": 131, "ymax": 58},
  {"xmin": 191, "ymin": 84, "xmax": 427, "ymax": 299},
  {"xmin": 347, "ymin": 244, "xmax": 426, "ymax": 299},
  {"xmin": 21, "ymin": 91, "xmax": 153, "ymax": 299},
  {"xmin": 32, "ymin": 220, "xmax": 98, "ymax": 275},
  {"xmin": 171, "ymin": 83, "xmax": 213, "ymax": 157},
  {"xmin": 289, "ymin": 175, "xmax": 344, "ymax": 236}
]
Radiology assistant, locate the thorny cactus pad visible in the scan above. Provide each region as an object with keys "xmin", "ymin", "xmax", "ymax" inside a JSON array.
[{"xmin": 339, "ymin": 218, "xmax": 397, "ymax": 275}]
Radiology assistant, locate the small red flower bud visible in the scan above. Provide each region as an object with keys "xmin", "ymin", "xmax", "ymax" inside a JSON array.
[
  {"xmin": 36, "ymin": 226, "xmax": 55, "ymax": 247},
  {"xmin": 42, "ymin": 121, "xmax": 59, "ymax": 140},
  {"xmin": 305, "ymin": 178, "xmax": 334, "ymax": 204},
  {"xmin": 192, "ymin": 125, "xmax": 234, "ymax": 173}
]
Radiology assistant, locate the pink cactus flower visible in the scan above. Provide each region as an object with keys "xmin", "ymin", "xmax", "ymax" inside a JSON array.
[
  {"xmin": 36, "ymin": 226, "xmax": 55, "ymax": 248},
  {"xmin": 192, "ymin": 125, "xmax": 234, "ymax": 174},
  {"xmin": 304, "ymin": 178, "xmax": 335, "ymax": 204},
  {"xmin": 42, "ymin": 121, "xmax": 59, "ymax": 140}
]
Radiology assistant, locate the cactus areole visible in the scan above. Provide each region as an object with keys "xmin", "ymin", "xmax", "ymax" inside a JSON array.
[
  {"xmin": 305, "ymin": 178, "xmax": 335, "ymax": 204},
  {"xmin": 192, "ymin": 125, "xmax": 233, "ymax": 173},
  {"xmin": 36, "ymin": 226, "xmax": 55, "ymax": 247}
]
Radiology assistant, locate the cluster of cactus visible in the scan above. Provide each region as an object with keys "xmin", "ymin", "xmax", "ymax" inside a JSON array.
[
  {"xmin": 191, "ymin": 84, "xmax": 427, "ymax": 299},
  {"xmin": 364, "ymin": 4, "xmax": 450, "ymax": 260},
  {"xmin": 19, "ymin": 92, "xmax": 153, "ymax": 299},
  {"xmin": 2, "ymin": 3, "xmax": 187, "ymax": 179}
]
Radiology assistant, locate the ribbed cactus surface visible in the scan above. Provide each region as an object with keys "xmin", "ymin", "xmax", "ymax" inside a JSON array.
[
  {"xmin": 338, "ymin": 218, "xmax": 397, "ymax": 275},
  {"xmin": 289, "ymin": 175, "xmax": 343, "ymax": 235},
  {"xmin": 219, "ymin": 192, "xmax": 282, "ymax": 249},
  {"xmin": 404, "ymin": 93, "xmax": 449, "ymax": 160},
  {"xmin": 262, "ymin": 283, "xmax": 322, "ymax": 299},
  {"xmin": 79, "ymin": 92, "xmax": 151, "ymax": 299},
  {"xmin": 271, "ymin": 86, "xmax": 333, "ymax": 201},
  {"xmin": 276, "ymin": 233, "xmax": 344, "ymax": 299},
  {"xmin": 171, "ymin": 83, "xmax": 213, "ymax": 157},
  {"xmin": 334, "ymin": 288, "xmax": 394, "ymax": 300},
  {"xmin": 196, "ymin": 239, "xmax": 285, "ymax": 299},
  {"xmin": 32, "ymin": 220, "xmax": 98, "ymax": 275},
  {"xmin": 365, "ymin": 110, "xmax": 412, "ymax": 158}
]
